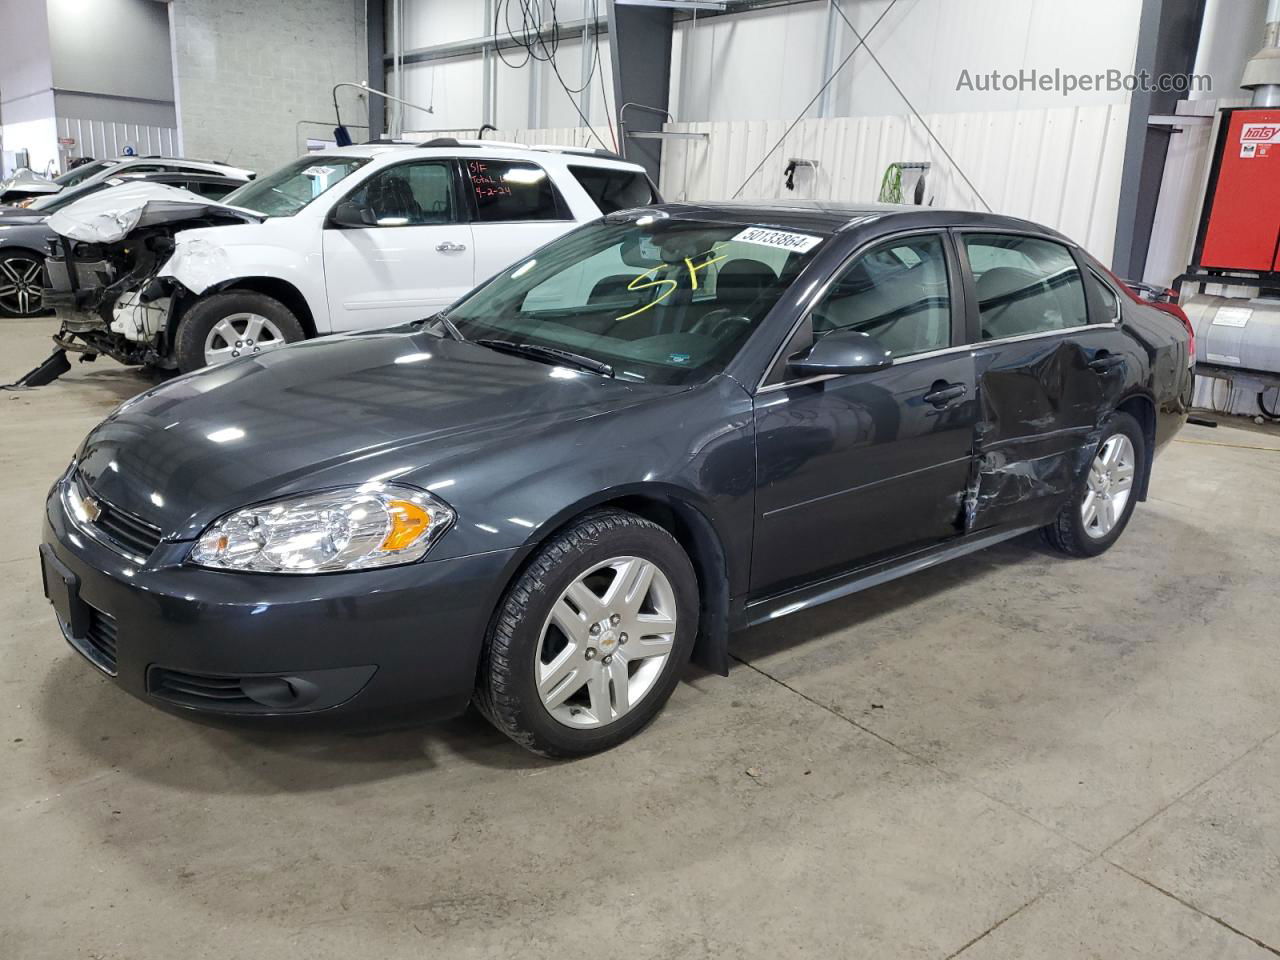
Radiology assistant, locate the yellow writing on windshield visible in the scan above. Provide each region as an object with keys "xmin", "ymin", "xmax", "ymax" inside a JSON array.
[{"xmin": 614, "ymin": 252, "xmax": 727, "ymax": 322}]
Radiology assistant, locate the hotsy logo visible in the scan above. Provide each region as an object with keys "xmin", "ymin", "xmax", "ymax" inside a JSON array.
[{"xmin": 1241, "ymin": 123, "xmax": 1280, "ymax": 143}]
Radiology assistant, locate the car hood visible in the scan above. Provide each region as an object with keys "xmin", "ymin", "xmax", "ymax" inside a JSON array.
[
  {"xmin": 0, "ymin": 169, "xmax": 60, "ymax": 196},
  {"xmin": 74, "ymin": 330, "xmax": 681, "ymax": 541},
  {"xmin": 47, "ymin": 182, "xmax": 261, "ymax": 243}
]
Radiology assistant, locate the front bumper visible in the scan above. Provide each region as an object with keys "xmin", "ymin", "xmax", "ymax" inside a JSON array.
[{"xmin": 41, "ymin": 478, "xmax": 522, "ymax": 724}]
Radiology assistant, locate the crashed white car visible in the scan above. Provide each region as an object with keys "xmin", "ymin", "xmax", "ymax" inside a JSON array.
[{"xmin": 40, "ymin": 140, "xmax": 658, "ymax": 372}]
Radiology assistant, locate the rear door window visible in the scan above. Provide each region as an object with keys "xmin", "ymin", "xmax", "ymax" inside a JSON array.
[
  {"xmin": 568, "ymin": 165, "xmax": 656, "ymax": 214},
  {"xmin": 464, "ymin": 159, "xmax": 568, "ymax": 222},
  {"xmin": 963, "ymin": 234, "xmax": 1088, "ymax": 340}
]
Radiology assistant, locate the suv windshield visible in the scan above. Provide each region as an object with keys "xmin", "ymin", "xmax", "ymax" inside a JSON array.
[
  {"xmin": 220, "ymin": 156, "xmax": 369, "ymax": 217},
  {"xmin": 443, "ymin": 215, "xmax": 826, "ymax": 385}
]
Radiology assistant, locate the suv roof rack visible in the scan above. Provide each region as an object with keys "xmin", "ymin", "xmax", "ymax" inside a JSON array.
[
  {"xmin": 412, "ymin": 138, "xmax": 630, "ymax": 163},
  {"xmin": 529, "ymin": 144, "xmax": 627, "ymax": 162}
]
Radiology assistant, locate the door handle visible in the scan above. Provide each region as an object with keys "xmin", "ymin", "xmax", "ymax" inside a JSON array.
[
  {"xmin": 435, "ymin": 241, "xmax": 467, "ymax": 252},
  {"xmin": 923, "ymin": 381, "xmax": 967, "ymax": 407},
  {"xmin": 1088, "ymin": 354, "xmax": 1124, "ymax": 372}
]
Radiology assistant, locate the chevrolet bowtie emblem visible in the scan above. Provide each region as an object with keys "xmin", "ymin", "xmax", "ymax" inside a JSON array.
[{"xmin": 81, "ymin": 495, "xmax": 103, "ymax": 523}]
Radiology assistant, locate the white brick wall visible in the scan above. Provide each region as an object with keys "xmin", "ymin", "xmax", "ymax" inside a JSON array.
[{"xmin": 170, "ymin": 0, "xmax": 368, "ymax": 174}]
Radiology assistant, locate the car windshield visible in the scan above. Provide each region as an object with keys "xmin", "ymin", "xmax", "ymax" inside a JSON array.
[
  {"xmin": 219, "ymin": 156, "xmax": 369, "ymax": 217},
  {"xmin": 442, "ymin": 215, "xmax": 826, "ymax": 385},
  {"xmin": 54, "ymin": 159, "xmax": 117, "ymax": 187}
]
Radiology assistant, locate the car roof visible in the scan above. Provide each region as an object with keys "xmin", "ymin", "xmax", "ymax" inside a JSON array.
[
  {"xmin": 304, "ymin": 140, "xmax": 646, "ymax": 172},
  {"xmin": 103, "ymin": 157, "xmax": 255, "ymax": 178},
  {"xmin": 648, "ymin": 200, "xmax": 1073, "ymax": 244}
]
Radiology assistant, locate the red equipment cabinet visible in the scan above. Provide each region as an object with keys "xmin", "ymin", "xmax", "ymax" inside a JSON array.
[{"xmin": 1193, "ymin": 107, "xmax": 1280, "ymax": 275}]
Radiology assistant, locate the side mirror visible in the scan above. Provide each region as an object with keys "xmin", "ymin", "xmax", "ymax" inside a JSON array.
[
  {"xmin": 788, "ymin": 329, "xmax": 894, "ymax": 376},
  {"xmin": 331, "ymin": 201, "xmax": 376, "ymax": 228}
]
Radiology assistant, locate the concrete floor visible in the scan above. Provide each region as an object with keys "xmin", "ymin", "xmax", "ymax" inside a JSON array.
[{"xmin": 3, "ymin": 315, "xmax": 1279, "ymax": 960}]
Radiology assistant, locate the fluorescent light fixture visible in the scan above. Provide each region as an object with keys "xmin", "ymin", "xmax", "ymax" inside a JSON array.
[
  {"xmin": 206, "ymin": 427, "xmax": 245, "ymax": 443},
  {"xmin": 503, "ymin": 168, "xmax": 546, "ymax": 184}
]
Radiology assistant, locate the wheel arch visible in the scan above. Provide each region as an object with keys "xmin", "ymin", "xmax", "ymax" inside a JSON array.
[
  {"xmin": 0, "ymin": 244, "xmax": 48, "ymax": 261},
  {"xmin": 486, "ymin": 485, "xmax": 733, "ymax": 678},
  {"xmin": 168, "ymin": 276, "xmax": 318, "ymax": 339},
  {"xmin": 1114, "ymin": 391, "xmax": 1156, "ymax": 501}
]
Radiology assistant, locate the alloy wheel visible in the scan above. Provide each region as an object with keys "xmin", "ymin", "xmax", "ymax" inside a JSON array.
[
  {"xmin": 0, "ymin": 255, "xmax": 44, "ymax": 316},
  {"xmin": 535, "ymin": 556, "xmax": 678, "ymax": 729},
  {"xmin": 203, "ymin": 312, "xmax": 289, "ymax": 365},
  {"xmin": 1082, "ymin": 433, "xmax": 1135, "ymax": 538}
]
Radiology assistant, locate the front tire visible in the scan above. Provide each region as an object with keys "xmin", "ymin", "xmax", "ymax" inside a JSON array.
[
  {"xmin": 0, "ymin": 251, "xmax": 46, "ymax": 317},
  {"xmin": 476, "ymin": 510, "xmax": 699, "ymax": 758},
  {"xmin": 1044, "ymin": 411, "xmax": 1144, "ymax": 557},
  {"xmin": 173, "ymin": 291, "xmax": 305, "ymax": 373}
]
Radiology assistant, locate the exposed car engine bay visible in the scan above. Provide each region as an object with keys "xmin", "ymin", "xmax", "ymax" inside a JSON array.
[{"xmin": 12, "ymin": 183, "xmax": 260, "ymax": 386}]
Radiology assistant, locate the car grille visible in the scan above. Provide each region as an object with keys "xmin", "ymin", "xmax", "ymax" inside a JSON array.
[
  {"xmin": 94, "ymin": 501, "xmax": 164, "ymax": 558},
  {"xmin": 75, "ymin": 473, "xmax": 164, "ymax": 560},
  {"xmin": 80, "ymin": 606, "xmax": 118, "ymax": 675},
  {"xmin": 148, "ymin": 668, "xmax": 257, "ymax": 709}
]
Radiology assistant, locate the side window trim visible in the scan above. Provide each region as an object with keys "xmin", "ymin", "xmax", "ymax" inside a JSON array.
[
  {"xmin": 1073, "ymin": 246, "xmax": 1123, "ymax": 325},
  {"xmin": 758, "ymin": 228, "xmax": 962, "ymax": 390}
]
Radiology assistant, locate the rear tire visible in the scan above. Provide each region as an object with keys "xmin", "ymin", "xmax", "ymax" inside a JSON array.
[
  {"xmin": 475, "ymin": 509, "xmax": 699, "ymax": 758},
  {"xmin": 1043, "ymin": 411, "xmax": 1145, "ymax": 557},
  {"xmin": 173, "ymin": 291, "xmax": 305, "ymax": 373}
]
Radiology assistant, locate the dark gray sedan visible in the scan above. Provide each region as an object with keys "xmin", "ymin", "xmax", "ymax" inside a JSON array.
[{"xmin": 39, "ymin": 202, "xmax": 1193, "ymax": 756}]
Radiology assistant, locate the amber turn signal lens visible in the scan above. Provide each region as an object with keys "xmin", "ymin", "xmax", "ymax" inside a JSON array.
[{"xmin": 380, "ymin": 499, "xmax": 433, "ymax": 551}]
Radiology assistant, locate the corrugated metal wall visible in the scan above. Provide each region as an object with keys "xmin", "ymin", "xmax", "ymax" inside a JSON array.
[
  {"xmin": 55, "ymin": 117, "xmax": 180, "ymax": 161},
  {"xmin": 657, "ymin": 105, "xmax": 1131, "ymax": 262}
]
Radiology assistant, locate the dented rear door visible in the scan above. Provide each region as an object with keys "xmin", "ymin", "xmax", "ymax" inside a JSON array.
[{"xmin": 956, "ymin": 231, "xmax": 1130, "ymax": 532}]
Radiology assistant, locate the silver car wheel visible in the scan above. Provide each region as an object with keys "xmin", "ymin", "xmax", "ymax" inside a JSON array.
[
  {"xmin": 1082, "ymin": 433, "xmax": 1136, "ymax": 538},
  {"xmin": 0, "ymin": 255, "xmax": 43, "ymax": 316},
  {"xmin": 535, "ymin": 555, "xmax": 678, "ymax": 729},
  {"xmin": 203, "ymin": 312, "xmax": 288, "ymax": 366}
]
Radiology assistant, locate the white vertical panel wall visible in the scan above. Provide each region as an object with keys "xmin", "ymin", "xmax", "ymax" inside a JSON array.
[
  {"xmin": 656, "ymin": 105, "xmax": 1130, "ymax": 262},
  {"xmin": 55, "ymin": 116, "xmax": 179, "ymax": 162}
]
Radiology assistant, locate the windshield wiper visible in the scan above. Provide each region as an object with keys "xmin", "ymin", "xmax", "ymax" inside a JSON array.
[
  {"xmin": 473, "ymin": 338, "xmax": 614, "ymax": 378},
  {"xmin": 411, "ymin": 312, "xmax": 466, "ymax": 341}
]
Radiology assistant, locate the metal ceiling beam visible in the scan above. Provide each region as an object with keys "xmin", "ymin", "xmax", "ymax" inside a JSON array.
[{"xmin": 385, "ymin": 17, "xmax": 607, "ymax": 67}]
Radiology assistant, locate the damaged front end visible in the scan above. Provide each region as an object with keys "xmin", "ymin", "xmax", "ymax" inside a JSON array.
[{"xmin": 20, "ymin": 184, "xmax": 261, "ymax": 384}]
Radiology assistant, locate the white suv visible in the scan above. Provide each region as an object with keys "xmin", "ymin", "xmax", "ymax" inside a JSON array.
[{"xmin": 44, "ymin": 139, "xmax": 658, "ymax": 373}]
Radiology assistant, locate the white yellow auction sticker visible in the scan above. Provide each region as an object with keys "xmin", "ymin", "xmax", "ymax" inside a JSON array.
[{"xmin": 732, "ymin": 226, "xmax": 824, "ymax": 253}]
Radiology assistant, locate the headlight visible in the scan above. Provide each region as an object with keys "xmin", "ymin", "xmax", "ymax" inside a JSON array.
[{"xmin": 188, "ymin": 484, "xmax": 454, "ymax": 574}]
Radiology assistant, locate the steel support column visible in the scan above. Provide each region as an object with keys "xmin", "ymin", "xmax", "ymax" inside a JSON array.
[
  {"xmin": 1112, "ymin": 0, "xmax": 1208, "ymax": 277},
  {"xmin": 606, "ymin": 0, "xmax": 673, "ymax": 180},
  {"xmin": 367, "ymin": 0, "xmax": 386, "ymax": 139}
]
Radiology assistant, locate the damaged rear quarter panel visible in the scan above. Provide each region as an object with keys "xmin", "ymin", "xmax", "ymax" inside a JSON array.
[{"xmin": 965, "ymin": 327, "xmax": 1141, "ymax": 532}]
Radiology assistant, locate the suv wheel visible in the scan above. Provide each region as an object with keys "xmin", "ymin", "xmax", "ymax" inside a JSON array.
[
  {"xmin": 476, "ymin": 510, "xmax": 699, "ymax": 757},
  {"xmin": 1044, "ymin": 411, "xmax": 1145, "ymax": 557},
  {"xmin": 174, "ymin": 291, "xmax": 305, "ymax": 372}
]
